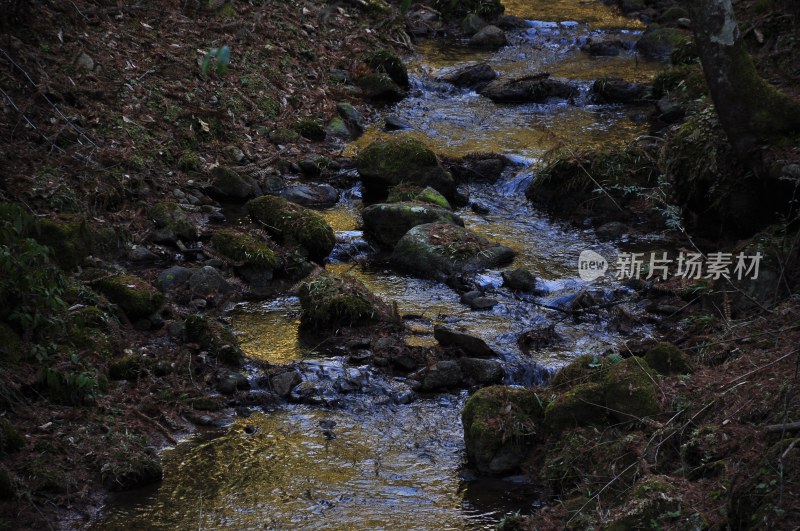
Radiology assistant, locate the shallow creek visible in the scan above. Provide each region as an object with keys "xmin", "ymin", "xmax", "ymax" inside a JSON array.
[{"xmin": 95, "ymin": 1, "xmax": 665, "ymax": 529}]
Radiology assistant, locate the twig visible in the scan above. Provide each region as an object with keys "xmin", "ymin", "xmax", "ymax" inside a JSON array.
[
  {"xmin": 766, "ymin": 421, "xmax": 800, "ymax": 433},
  {"xmin": 131, "ymin": 408, "xmax": 179, "ymax": 445}
]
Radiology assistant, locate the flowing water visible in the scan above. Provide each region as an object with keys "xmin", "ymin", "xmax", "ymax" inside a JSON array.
[{"xmin": 94, "ymin": 1, "xmax": 665, "ymax": 529}]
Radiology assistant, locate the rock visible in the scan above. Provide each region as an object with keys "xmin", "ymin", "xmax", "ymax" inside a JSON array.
[
  {"xmin": 462, "ymin": 386, "xmax": 549, "ymax": 475},
  {"xmin": 502, "ymin": 267, "xmax": 537, "ymax": 292},
  {"xmin": 636, "ymin": 27, "xmax": 687, "ymax": 61},
  {"xmin": 216, "ymin": 370, "xmax": 250, "ymax": 395},
  {"xmin": 460, "ymin": 357, "xmax": 504, "ymax": 384},
  {"xmin": 356, "ymin": 136, "xmax": 459, "ymax": 204},
  {"xmin": 295, "ymin": 119, "xmax": 326, "ymax": 141},
  {"xmin": 440, "ymin": 63, "xmax": 497, "ymax": 89},
  {"xmin": 517, "ymin": 324, "xmax": 561, "ymax": 353},
  {"xmin": 361, "ymin": 202, "xmax": 464, "ymax": 247},
  {"xmin": 644, "ymin": 342, "xmax": 693, "ymax": 375},
  {"xmin": 329, "ymin": 68, "xmax": 350, "ymax": 84},
  {"xmin": 478, "ymin": 74, "xmax": 577, "ymax": 103},
  {"xmin": 420, "ymin": 360, "xmax": 463, "ymax": 390},
  {"xmin": 297, "ymin": 270, "xmax": 393, "ymax": 329},
  {"xmin": 96, "ymin": 274, "xmax": 164, "ymax": 320},
  {"xmin": 185, "ymin": 314, "xmax": 243, "ymax": 366},
  {"xmin": 270, "ymin": 370, "xmax": 302, "ymax": 397},
  {"xmin": 461, "ymin": 13, "xmax": 487, "ymax": 35},
  {"xmin": 392, "ymin": 223, "xmax": 515, "ymax": 280},
  {"xmin": 101, "ymin": 452, "xmax": 162, "ymax": 492},
  {"xmin": 325, "ymin": 116, "xmax": 352, "ymax": 139},
  {"xmin": 364, "ymin": 48, "xmax": 409, "ymax": 87},
  {"xmin": 356, "ymin": 74, "xmax": 406, "ymax": 103},
  {"xmin": 128, "ymin": 245, "xmax": 158, "ymax": 263},
  {"xmin": 448, "ymin": 154, "xmax": 508, "ymax": 183},
  {"xmin": 387, "ymin": 185, "xmax": 451, "ymax": 209},
  {"xmin": 468, "ymin": 296, "xmax": 498, "ymax": 310},
  {"xmin": 606, "ymin": 476, "xmax": 682, "ymax": 529},
  {"xmin": 384, "ymin": 115, "xmax": 412, "ymax": 131},
  {"xmin": 210, "ymin": 229, "xmax": 278, "ymax": 290},
  {"xmin": 225, "ymin": 145, "xmax": 246, "ymax": 164},
  {"xmin": 155, "ymin": 266, "xmax": 192, "ymax": 292},
  {"xmin": 603, "ymin": 356, "xmax": 660, "ymax": 423},
  {"xmin": 434, "ymin": 325, "xmax": 497, "ymax": 357},
  {"xmin": 76, "ymin": 52, "xmax": 94, "ymax": 71},
  {"xmin": 187, "ymin": 266, "xmax": 232, "ymax": 302},
  {"xmin": 655, "ymin": 95, "xmax": 686, "ymax": 123},
  {"xmin": 35, "ymin": 217, "xmax": 93, "ymax": 269},
  {"xmin": 592, "ymin": 78, "xmax": 648, "ymax": 104},
  {"xmin": 148, "ymin": 202, "xmax": 196, "ymax": 243},
  {"xmin": 470, "ymin": 201, "xmax": 491, "ymax": 214},
  {"xmin": 596, "ymin": 221, "xmax": 629, "ymax": 239},
  {"xmin": 336, "ymin": 102, "xmax": 365, "ymax": 136},
  {"xmin": 544, "ymin": 382, "xmax": 608, "ymax": 432},
  {"xmin": 209, "ymin": 165, "xmax": 261, "ymax": 201},
  {"xmin": 407, "ymin": 5, "xmax": 442, "ymax": 36},
  {"xmin": 469, "ymin": 25, "xmax": 506, "ymax": 48},
  {"xmin": 246, "ymin": 195, "xmax": 336, "ymax": 263},
  {"xmin": 279, "ymin": 183, "xmax": 339, "ymax": 208},
  {"xmin": 582, "ymin": 40, "xmax": 624, "ymax": 56}
]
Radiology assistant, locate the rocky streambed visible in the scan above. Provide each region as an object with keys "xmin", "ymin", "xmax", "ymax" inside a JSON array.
[{"xmin": 94, "ymin": 1, "xmax": 682, "ymax": 528}]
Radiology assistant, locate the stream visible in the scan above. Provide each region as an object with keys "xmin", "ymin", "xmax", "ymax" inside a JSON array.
[{"xmin": 94, "ymin": 1, "xmax": 665, "ymax": 529}]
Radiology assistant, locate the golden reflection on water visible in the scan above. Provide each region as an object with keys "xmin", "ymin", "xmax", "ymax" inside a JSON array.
[
  {"xmin": 502, "ymin": 0, "xmax": 644, "ymax": 29},
  {"xmin": 318, "ymin": 207, "xmax": 359, "ymax": 232},
  {"xmin": 231, "ymin": 303, "xmax": 306, "ymax": 364}
]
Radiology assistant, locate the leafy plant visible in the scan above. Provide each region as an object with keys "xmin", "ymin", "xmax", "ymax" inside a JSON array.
[{"xmin": 201, "ymin": 45, "xmax": 231, "ymax": 76}]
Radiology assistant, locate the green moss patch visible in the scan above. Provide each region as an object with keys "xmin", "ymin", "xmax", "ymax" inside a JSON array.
[
  {"xmin": 96, "ymin": 274, "xmax": 164, "ymax": 321},
  {"xmin": 297, "ymin": 271, "xmax": 392, "ymax": 329},
  {"xmin": 35, "ymin": 217, "xmax": 93, "ymax": 270},
  {"xmin": 644, "ymin": 342, "xmax": 693, "ymax": 375},
  {"xmin": 211, "ymin": 228, "xmax": 279, "ymax": 269}
]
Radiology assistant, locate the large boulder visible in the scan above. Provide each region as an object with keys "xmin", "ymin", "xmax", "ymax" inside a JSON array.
[
  {"xmin": 211, "ymin": 228, "xmax": 279, "ymax": 290},
  {"xmin": 462, "ymin": 385, "xmax": 549, "ymax": 475},
  {"xmin": 148, "ymin": 202, "xmax": 196, "ymax": 244},
  {"xmin": 433, "ymin": 325, "xmax": 497, "ymax": 357},
  {"xmin": 479, "ymin": 74, "xmax": 577, "ymax": 103},
  {"xmin": 391, "ymin": 223, "xmax": 515, "ymax": 280},
  {"xmin": 469, "ymin": 25, "xmax": 507, "ymax": 49},
  {"xmin": 591, "ymin": 78, "xmax": 649, "ymax": 104},
  {"xmin": 297, "ymin": 270, "xmax": 394, "ymax": 330},
  {"xmin": 279, "ymin": 183, "xmax": 339, "ymax": 208},
  {"xmin": 356, "ymin": 136, "xmax": 460, "ymax": 204},
  {"xmin": 96, "ymin": 274, "xmax": 164, "ymax": 321},
  {"xmin": 439, "ymin": 63, "xmax": 497, "ymax": 89},
  {"xmin": 209, "ymin": 166, "xmax": 261, "ymax": 201},
  {"xmin": 361, "ymin": 202, "xmax": 464, "ymax": 247},
  {"xmin": 644, "ymin": 342, "xmax": 693, "ymax": 375},
  {"xmin": 603, "ymin": 356, "xmax": 660, "ymax": 423},
  {"xmin": 356, "ymin": 74, "xmax": 406, "ymax": 103},
  {"xmin": 246, "ymin": 195, "xmax": 335, "ymax": 263}
]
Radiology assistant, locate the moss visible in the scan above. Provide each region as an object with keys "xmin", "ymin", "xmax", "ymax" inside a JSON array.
[
  {"xmin": 148, "ymin": 202, "xmax": 196, "ymax": 241},
  {"xmin": 211, "ymin": 228, "xmax": 279, "ymax": 269},
  {"xmin": 355, "ymin": 73, "xmax": 406, "ymax": 103},
  {"xmin": 96, "ymin": 274, "xmax": 164, "ymax": 320},
  {"xmin": 246, "ymin": 195, "xmax": 335, "ymax": 263},
  {"xmin": 218, "ymin": 2, "xmax": 236, "ymax": 18},
  {"xmin": 364, "ymin": 48, "xmax": 409, "ymax": 88},
  {"xmin": 101, "ymin": 451, "xmax": 163, "ymax": 492},
  {"xmin": 644, "ymin": 342, "xmax": 693, "ymax": 375},
  {"xmin": 606, "ymin": 475, "xmax": 681, "ymax": 530},
  {"xmin": 35, "ymin": 217, "xmax": 93, "ymax": 270},
  {"xmin": 462, "ymin": 385, "xmax": 549, "ymax": 474},
  {"xmin": 387, "ymin": 184, "xmax": 451, "ymax": 209},
  {"xmin": 651, "ymin": 65, "xmax": 706, "ymax": 100},
  {"xmin": 326, "ymin": 116, "xmax": 350, "ymax": 138},
  {"xmin": 297, "ymin": 271, "xmax": 390, "ymax": 329},
  {"xmin": 0, "ymin": 323, "xmax": 22, "ymax": 364},
  {"xmin": 177, "ymin": 150, "xmax": 201, "ymax": 171},
  {"xmin": 0, "ymin": 418, "xmax": 24, "ymax": 455},
  {"xmin": 544, "ymin": 382, "xmax": 608, "ymax": 432},
  {"xmin": 603, "ymin": 357, "xmax": 659, "ymax": 423},
  {"xmin": 109, "ymin": 354, "xmax": 151, "ymax": 380},
  {"xmin": 294, "ymin": 118, "xmax": 326, "ymax": 141},
  {"xmin": 544, "ymin": 427, "xmax": 643, "ymax": 497},
  {"xmin": 184, "ymin": 314, "xmax": 243, "ymax": 366},
  {"xmin": 268, "ymin": 127, "xmax": 299, "ymax": 144},
  {"xmin": 549, "ymin": 354, "xmax": 612, "ymax": 391},
  {"xmin": 361, "ymin": 202, "xmax": 463, "ymax": 247},
  {"xmin": 209, "ymin": 166, "xmax": 258, "ymax": 201}
]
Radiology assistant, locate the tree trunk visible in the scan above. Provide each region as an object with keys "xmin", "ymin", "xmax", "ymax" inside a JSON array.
[{"xmin": 684, "ymin": 0, "xmax": 800, "ymax": 154}]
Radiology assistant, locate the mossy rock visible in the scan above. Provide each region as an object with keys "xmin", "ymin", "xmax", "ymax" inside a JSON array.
[
  {"xmin": 544, "ymin": 382, "xmax": 608, "ymax": 432},
  {"xmin": 177, "ymin": 150, "xmax": 201, "ymax": 171},
  {"xmin": 362, "ymin": 202, "xmax": 464, "ymax": 247},
  {"xmin": 636, "ymin": 27, "xmax": 688, "ymax": 61},
  {"xmin": 461, "ymin": 385, "xmax": 549, "ymax": 475},
  {"xmin": 268, "ymin": 127, "xmax": 299, "ymax": 144},
  {"xmin": 651, "ymin": 65, "xmax": 706, "ymax": 101},
  {"xmin": 544, "ymin": 427, "xmax": 644, "ymax": 496},
  {"xmin": 295, "ymin": 118, "xmax": 326, "ymax": 141},
  {"xmin": 525, "ymin": 145, "xmax": 658, "ymax": 216},
  {"xmin": 549, "ymin": 354, "xmax": 615, "ymax": 391},
  {"xmin": 148, "ymin": 201, "xmax": 196, "ymax": 242},
  {"xmin": 356, "ymin": 136, "xmax": 459, "ymax": 203},
  {"xmin": 391, "ymin": 223, "xmax": 515, "ymax": 281},
  {"xmin": 246, "ymin": 195, "xmax": 335, "ymax": 263},
  {"xmin": 644, "ymin": 342, "xmax": 693, "ymax": 375},
  {"xmin": 364, "ymin": 48, "xmax": 409, "ymax": 88},
  {"xmin": 35, "ymin": 217, "xmax": 93, "ymax": 270},
  {"xmin": 211, "ymin": 228, "xmax": 279, "ymax": 269},
  {"xmin": 109, "ymin": 354, "xmax": 152, "ymax": 381},
  {"xmin": 0, "ymin": 418, "xmax": 24, "ymax": 455},
  {"xmin": 355, "ymin": 73, "xmax": 407, "ymax": 103},
  {"xmin": 209, "ymin": 166, "xmax": 260, "ymax": 201},
  {"xmin": 184, "ymin": 314, "xmax": 243, "ymax": 366},
  {"xmin": 0, "ymin": 323, "xmax": 22, "ymax": 364},
  {"xmin": 603, "ymin": 357, "xmax": 659, "ymax": 423},
  {"xmin": 101, "ymin": 451, "xmax": 163, "ymax": 492},
  {"xmin": 606, "ymin": 475, "xmax": 681, "ymax": 530},
  {"xmin": 387, "ymin": 185, "xmax": 451, "ymax": 209},
  {"xmin": 297, "ymin": 271, "xmax": 392, "ymax": 329},
  {"xmin": 96, "ymin": 275, "xmax": 164, "ymax": 321},
  {"xmin": 326, "ymin": 116, "xmax": 352, "ymax": 139}
]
